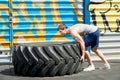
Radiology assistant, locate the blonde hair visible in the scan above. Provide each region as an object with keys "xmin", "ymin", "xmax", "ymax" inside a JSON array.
[{"xmin": 58, "ymin": 24, "xmax": 68, "ymax": 30}]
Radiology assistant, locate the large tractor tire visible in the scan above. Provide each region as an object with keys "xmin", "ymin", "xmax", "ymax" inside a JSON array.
[{"xmin": 12, "ymin": 42, "xmax": 83, "ymax": 77}]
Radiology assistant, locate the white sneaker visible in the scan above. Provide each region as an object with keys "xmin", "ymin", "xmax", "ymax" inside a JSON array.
[
  {"xmin": 83, "ymin": 64, "xmax": 95, "ymax": 71},
  {"xmin": 103, "ymin": 63, "xmax": 111, "ymax": 70}
]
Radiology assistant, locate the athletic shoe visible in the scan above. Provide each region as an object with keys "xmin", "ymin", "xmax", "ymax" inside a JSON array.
[
  {"xmin": 103, "ymin": 63, "xmax": 111, "ymax": 70},
  {"xmin": 83, "ymin": 64, "xmax": 95, "ymax": 71}
]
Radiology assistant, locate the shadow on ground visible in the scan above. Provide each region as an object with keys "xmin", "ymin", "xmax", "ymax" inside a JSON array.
[
  {"xmin": 0, "ymin": 66, "xmax": 15, "ymax": 76},
  {"xmin": 0, "ymin": 60, "xmax": 120, "ymax": 80}
]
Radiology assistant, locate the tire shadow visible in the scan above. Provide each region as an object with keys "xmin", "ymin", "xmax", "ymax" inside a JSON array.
[{"xmin": 0, "ymin": 65, "xmax": 15, "ymax": 76}]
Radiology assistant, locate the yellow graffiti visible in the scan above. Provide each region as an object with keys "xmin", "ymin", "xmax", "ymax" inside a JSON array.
[
  {"xmin": 0, "ymin": 2, "xmax": 10, "ymax": 49},
  {"xmin": 18, "ymin": 1, "xmax": 33, "ymax": 23},
  {"xmin": 0, "ymin": 0, "xmax": 84, "ymax": 51},
  {"xmin": 0, "ymin": 43, "xmax": 10, "ymax": 49},
  {"xmin": 14, "ymin": 32, "xmax": 46, "ymax": 44},
  {"xmin": 50, "ymin": 0, "xmax": 68, "ymax": 41},
  {"xmin": 34, "ymin": 1, "xmax": 46, "ymax": 41},
  {"xmin": 51, "ymin": 32, "xmax": 71, "ymax": 41},
  {"xmin": 33, "ymin": 0, "xmax": 45, "ymax": 8},
  {"xmin": 70, "ymin": 0, "xmax": 83, "ymax": 23},
  {"xmin": 0, "ymin": 4, "xmax": 9, "ymax": 9},
  {"xmin": 52, "ymin": 0, "xmax": 83, "ymax": 41},
  {"xmin": 13, "ymin": 1, "xmax": 47, "ymax": 44},
  {"xmin": 0, "ymin": 15, "xmax": 10, "ymax": 49},
  {"xmin": 12, "ymin": 0, "xmax": 33, "ymax": 25},
  {"xmin": 50, "ymin": 0, "xmax": 62, "ymax": 24},
  {"xmin": 105, "ymin": 1, "xmax": 120, "ymax": 32},
  {"xmin": 39, "ymin": 1, "xmax": 46, "ymax": 32},
  {"xmin": 34, "ymin": 16, "xmax": 46, "ymax": 34},
  {"xmin": 89, "ymin": 0, "xmax": 120, "ymax": 34}
]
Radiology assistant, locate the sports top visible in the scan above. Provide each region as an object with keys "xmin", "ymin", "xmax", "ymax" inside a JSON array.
[{"xmin": 70, "ymin": 24, "xmax": 98, "ymax": 35}]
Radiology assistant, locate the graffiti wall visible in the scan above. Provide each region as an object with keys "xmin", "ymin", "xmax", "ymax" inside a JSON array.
[
  {"xmin": 88, "ymin": 0, "xmax": 120, "ymax": 54},
  {"xmin": 0, "ymin": 0, "xmax": 83, "ymax": 51},
  {"xmin": 0, "ymin": 0, "xmax": 10, "ymax": 52},
  {"xmin": 1, "ymin": 0, "xmax": 119, "ymax": 53},
  {"xmin": 89, "ymin": 0, "xmax": 120, "ymax": 34}
]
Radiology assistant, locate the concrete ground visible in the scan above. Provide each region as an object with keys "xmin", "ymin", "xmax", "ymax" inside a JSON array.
[{"xmin": 0, "ymin": 60, "xmax": 120, "ymax": 80}]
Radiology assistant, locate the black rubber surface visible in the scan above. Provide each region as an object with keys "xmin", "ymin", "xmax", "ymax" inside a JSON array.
[{"xmin": 12, "ymin": 42, "xmax": 82, "ymax": 77}]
